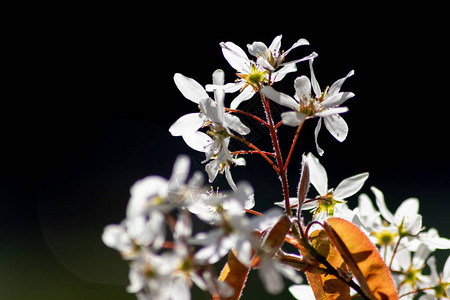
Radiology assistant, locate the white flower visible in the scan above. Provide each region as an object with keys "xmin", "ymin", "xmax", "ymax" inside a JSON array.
[
  {"xmin": 126, "ymin": 155, "xmax": 203, "ymax": 216},
  {"xmin": 419, "ymin": 256, "xmax": 450, "ymax": 299},
  {"xmin": 169, "ymin": 71, "xmax": 250, "ymax": 152},
  {"xmin": 305, "ymin": 153, "xmax": 369, "ymax": 222},
  {"xmin": 391, "ymin": 244, "xmax": 432, "ymax": 298},
  {"xmin": 247, "ymin": 35, "xmax": 310, "ymax": 72},
  {"xmin": 102, "ymin": 210, "xmax": 166, "ymax": 259},
  {"xmin": 169, "ymin": 71, "xmax": 249, "ymax": 190},
  {"xmin": 262, "ymin": 59, "xmax": 354, "ymax": 156},
  {"xmin": 192, "ymin": 183, "xmax": 281, "ymax": 266},
  {"xmin": 219, "ymin": 39, "xmax": 316, "ymax": 109}
]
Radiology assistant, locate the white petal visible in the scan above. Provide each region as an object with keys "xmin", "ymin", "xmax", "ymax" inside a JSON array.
[
  {"xmin": 174, "ymin": 73, "xmax": 208, "ymax": 104},
  {"xmin": 102, "ymin": 224, "xmax": 129, "ymax": 251},
  {"xmin": 230, "ymin": 85, "xmax": 254, "ymax": 109},
  {"xmin": 334, "ymin": 172, "xmax": 369, "ymax": 200},
  {"xmin": 182, "ymin": 131, "xmax": 212, "ymax": 153},
  {"xmin": 309, "ymin": 59, "xmax": 321, "ymax": 97},
  {"xmin": 224, "ymin": 167, "xmax": 238, "ymax": 191},
  {"xmin": 322, "ymin": 92, "xmax": 355, "ymax": 108},
  {"xmin": 212, "ymin": 69, "xmax": 225, "ymax": 85},
  {"xmin": 306, "ymin": 153, "xmax": 328, "ymax": 195},
  {"xmin": 199, "ymin": 98, "xmax": 220, "ymax": 124},
  {"xmin": 272, "ymin": 63, "xmax": 296, "ymax": 81},
  {"xmin": 269, "ymin": 35, "xmax": 283, "ymax": 53},
  {"xmin": 169, "ymin": 113, "xmax": 203, "ymax": 136},
  {"xmin": 328, "ymin": 70, "xmax": 355, "ymax": 96},
  {"xmin": 294, "ymin": 76, "xmax": 311, "ymax": 100},
  {"xmin": 261, "ymin": 86, "xmax": 298, "ymax": 110},
  {"xmin": 247, "ymin": 41, "xmax": 267, "ymax": 57},
  {"xmin": 224, "ymin": 114, "xmax": 250, "ymax": 135},
  {"xmin": 283, "ymin": 38, "xmax": 309, "ymax": 57},
  {"xmin": 315, "ymin": 107, "xmax": 348, "ymax": 117},
  {"xmin": 323, "ymin": 114, "xmax": 348, "ymax": 142},
  {"xmin": 171, "ymin": 277, "xmax": 190, "ymax": 300},
  {"xmin": 127, "ymin": 176, "xmax": 168, "ymax": 217},
  {"xmin": 259, "ymin": 258, "xmax": 284, "ymax": 294},
  {"xmin": 289, "ymin": 284, "xmax": 316, "ymax": 300},
  {"xmin": 168, "ymin": 154, "xmax": 191, "ymax": 191},
  {"xmin": 443, "ymin": 254, "xmax": 450, "ymax": 279},
  {"xmin": 281, "ymin": 111, "xmax": 306, "ymax": 127},
  {"xmin": 281, "ymin": 51, "xmax": 318, "ymax": 67},
  {"xmin": 314, "ymin": 117, "xmax": 324, "ymax": 156},
  {"xmin": 371, "ymin": 186, "xmax": 395, "ymax": 224},
  {"xmin": 205, "ymin": 160, "xmax": 219, "ymax": 183},
  {"xmin": 394, "ymin": 198, "xmax": 419, "ymax": 221},
  {"xmin": 220, "ymin": 42, "xmax": 251, "ymax": 73}
]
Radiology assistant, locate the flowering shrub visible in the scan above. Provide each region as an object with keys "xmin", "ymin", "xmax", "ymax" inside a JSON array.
[{"xmin": 102, "ymin": 35, "xmax": 450, "ymax": 299}]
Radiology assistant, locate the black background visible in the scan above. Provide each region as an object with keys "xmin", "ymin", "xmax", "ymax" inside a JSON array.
[{"xmin": 2, "ymin": 3, "xmax": 449, "ymax": 299}]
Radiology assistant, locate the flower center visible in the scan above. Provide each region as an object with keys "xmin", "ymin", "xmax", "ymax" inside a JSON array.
[{"xmin": 372, "ymin": 229, "xmax": 398, "ymax": 246}]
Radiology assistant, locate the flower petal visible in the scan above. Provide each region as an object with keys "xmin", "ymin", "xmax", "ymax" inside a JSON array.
[
  {"xmin": 230, "ymin": 85, "xmax": 254, "ymax": 109},
  {"xmin": 322, "ymin": 92, "xmax": 355, "ymax": 108},
  {"xmin": 224, "ymin": 114, "xmax": 250, "ymax": 135},
  {"xmin": 272, "ymin": 63, "xmax": 296, "ymax": 81},
  {"xmin": 269, "ymin": 35, "xmax": 283, "ymax": 53},
  {"xmin": 371, "ymin": 186, "xmax": 395, "ymax": 224},
  {"xmin": 220, "ymin": 42, "xmax": 251, "ymax": 73},
  {"xmin": 174, "ymin": 73, "xmax": 209, "ymax": 104},
  {"xmin": 182, "ymin": 131, "xmax": 212, "ymax": 153},
  {"xmin": 294, "ymin": 76, "xmax": 311, "ymax": 100},
  {"xmin": 247, "ymin": 41, "xmax": 267, "ymax": 57},
  {"xmin": 394, "ymin": 198, "xmax": 419, "ymax": 221},
  {"xmin": 262, "ymin": 86, "xmax": 298, "ymax": 110},
  {"xmin": 309, "ymin": 59, "xmax": 321, "ymax": 97},
  {"xmin": 283, "ymin": 38, "xmax": 309, "ymax": 57},
  {"xmin": 281, "ymin": 111, "xmax": 306, "ymax": 127},
  {"xmin": 306, "ymin": 153, "xmax": 328, "ymax": 195},
  {"xmin": 323, "ymin": 114, "xmax": 348, "ymax": 142},
  {"xmin": 334, "ymin": 172, "xmax": 369, "ymax": 200},
  {"xmin": 314, "ymin": 117, "xmax": 324, "ymax": 156},
  {"xmin": 328, "ymin": 70, "xmax": 354, "ymax": 96},
  {"xmin": 169, "ymin": 113, "xmax": 204, "ymax": 136}
]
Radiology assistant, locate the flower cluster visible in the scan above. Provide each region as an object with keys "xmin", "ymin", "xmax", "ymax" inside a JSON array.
[{"xmin": 103, "ymin": 35, "xmax": 450, "ymax": 299}]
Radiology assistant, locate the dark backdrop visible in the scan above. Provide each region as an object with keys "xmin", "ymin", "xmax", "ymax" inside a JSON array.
[{"xmin": 2, "ymin": 3, "xmax": 449, "ymax": 299}]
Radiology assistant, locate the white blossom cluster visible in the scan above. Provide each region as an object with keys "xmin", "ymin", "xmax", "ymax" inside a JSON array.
[{"xmin": 103, "ymin": 35, "xmax": 450, "ymax": 299}]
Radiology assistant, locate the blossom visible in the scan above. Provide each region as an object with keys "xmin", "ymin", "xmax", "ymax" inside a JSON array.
[
  {"xmin": 247, "ymin": 35, "xmax": 310, "ymax": 72},
  {"xmin": 219, "ymin": 37, "xmax": 316, "ymax": 109},
  {"xmin": 391, "ymin": 244, "xmax": 433, "ymax": 298},
  {"xmin": 304, "ymin": 153, "xmax": 369, "ymax": 222},
  {"xmin": 419, "ymin": 256, "xmax": 450, "ymax": 299},
  {"xmin": 102, "ymin": 210, "xmax": 166, "ymax": 259},
  {"xmin": 191, "ymin": 182, "xmax": 282, "ymax": 266},
  {"xmin": 262, "ymin": 59, "xmax": 354, "ymax": 155},
  {"xmin": 125, "ymin": 212, "xmax": 232, "ymax": 300},
  {"xmin": 169, "ymin": 71, "xmax": 249, "ymax": 189},
  {"xmin": 126, "ymin": 155, "xmax": 202, "ymax": 216},
  {"xmin": 169, "ymin": 71, "xmax": 249, "ymax": 152}
]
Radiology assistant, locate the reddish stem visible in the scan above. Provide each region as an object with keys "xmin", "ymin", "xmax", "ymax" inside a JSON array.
[
  {"xmin": 259, "ymin": 91, "xmax": 292, "ymax": 217},
  {"xmin": 226, "ymin": 108, "xmax": 269, "ymax": 127},
  {"xmin": 231, "ymin": 134, "xmax": 279, "ymax": 173},
  {"xmin": 231, "ymin": 150, "xmax": 276, "ymax": 157},
  {"xmin": 284, "ymin": 120, "xmax": 305, "ymax": 172}
]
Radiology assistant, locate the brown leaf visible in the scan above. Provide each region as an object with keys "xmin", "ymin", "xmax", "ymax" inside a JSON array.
[
  {"xmin": 323, "ymin": 218, "xmax": 398, "ymax": 300},
  {"xmin": 306, "ymin": 230, "xmax": 351, "ymax": 300},
  {"xmin": 217, "ymin": 249, "xmax": 251, "ymax": 300}
]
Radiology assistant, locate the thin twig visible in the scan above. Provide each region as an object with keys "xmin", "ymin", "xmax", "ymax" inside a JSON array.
[
  {"xmin": 226, "ymin": 108, "xmax": 270, "ymax": 127},
  {"xmin": 284, "ymin": 120, "xmax": 305, "ymax": 172},
  {"xmin": 230, "ymin": 134, "xmax": 279, "ymax": 173}
]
